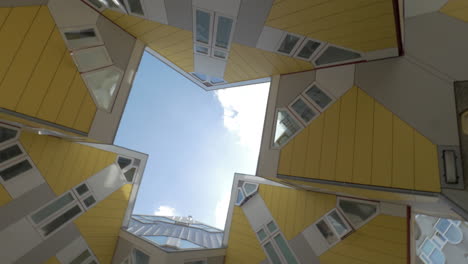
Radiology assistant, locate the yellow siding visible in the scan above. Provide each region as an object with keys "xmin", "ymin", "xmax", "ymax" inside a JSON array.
[
  {"xmin": 320, "ymin": 215, "xmax": 407, "ymax": 264},
  {"xmin": 0, "ymin": 6, "xmax": 96, "ymax": 133},
  {"xmin": 75, "ymin": 184, "xmax": 133, "ymax": 264},
  {"xmin": 266, "ymin": 0, "xmax": 398, "ymax": 52},
  {"xmin": 225, "ymin": 206, "xmax": 266, "ymax": 264},
  {"xmin": 440, "ymin": 0, "xmax": 468, "ymax": 22},
  {"xmin": 19, "ymin": 132, "xmax": 117, "ymax": 196},
  {"xmin": 42, "ymin": 256, "xmax": 60, "ymax": 264},
  {"xmin": 0, "ymin": 184, "xmax": 12, "ymax": 207},
  {"xmin": 278, "ymin": 86, "xmax": 441, "ymax": 192},
  {"xmin": 259, "ymin": 184, "xmax": 336, "ymax": 240}
]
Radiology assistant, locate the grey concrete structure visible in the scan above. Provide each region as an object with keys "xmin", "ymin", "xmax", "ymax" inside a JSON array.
[
  {"xmin": 289, "ymin": 233, "xmax": 320, "ymax": 264},
  {"xmin": 233, "ymin": 0, "xmax": 275, "ymax": 47},
  {"xmin": 164, "ymin": 0, "xmax": 193, "ymax": 31}
]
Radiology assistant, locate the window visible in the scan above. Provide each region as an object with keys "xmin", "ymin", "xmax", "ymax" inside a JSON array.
[
  {"xmin": 212, "ymin": 49, "xmax": 227, "ymax": 60},
  {"xmin": 133, "ymin": 249, "xmax": 150, "ymax": 264},
  {"xmin": 100, "ymin": 0, "xmax": 127, "ymax": 13},
  {"xmin": 125, "ymin": 0, "xmax": 144, "ymax": 16},
  {"xmin": 0, "ymin": 125, "xmax": 18, "ymax": 144},
  {"xmin": 210, "ymin": 77, "xmax": 225, "ymax": 85},
  {"xmin": 242, "ymin": 182, "xmax": 259, "ymax": 197},
  {"xmin": 303, "ymin": 83, "xmax": 334, "ymax": 111},
  {"xmin": 144, "ymin": 235, "xmax": 169, "ymax": 245},
  {"xmin": 214, "ymin": 16, "xmax": 234, "ymax": 49},
  {"xmin": 178, "ymin": 239, "xmax": 203, "ymax": 249},
  {"xmin": 257, "ymin": 220, "xmax": 299, "ymax": 264},
  {"xmin": 277, "ymin": 33, "xmax": 302, "ymax": 55},
  {"xmin": 314, "ymin": 209, "xmax": 351, "ymax": 247},
  {"xmin": 85, "ymin": 0, "xmax": 104, "ymax": 10},
  {"xmin": 63, "ymin": 27, "xmax": 102, "ymax": 50},
  {"xmin": 195, "ymin": 45, "xmax": 210, "ymax": 55},
  {"xmin": 31, "ymin": 192, "xmax": 76, "ymax": 224},
  {"xmin": 143, "ymin": 236, "xmax": 203, "ymax": 250},
  {"xmin": 235, "ymin": 187, "xmax": 245, "ymax": 206},
  {"xmin": 194, "ymin": 9, "xmax": 212, "ymax": 45},
  {"xmin": 117, "ymin": 156, "xmax": 138, "ymax": 183},
  {"xmin": 118, "ymin": 156, "xmax": 132, "ymax": 169},
  {"xmin": 289, "ymin": 96, "xmax": 318, "ymax": 125},
  {"xmin": 192, "ymin": 72, "xmax": 207, "ymax": 82},
  {"xmin": 0, "ymin": 144, "xmax": 23, "ymax": 165},
  {"xmin": 0, "ymin": 159, "xmax": 33, "ymax": 181},
  {"xmin": 294, "ymin": 38, "xmax": 323, "ymax": 60},
  {"xmin": 314, "ymin": 45, "xmax": 361, "ymax": 67},
  {"xmin": 75, "ymin": 183, "xmax": 89, "ymax": 196},
  {"xmin": 69, "ymin": 249, "xmax": 91, "ymax": 264},
  {"xmin": 337, "ymin": 197, "xmax": 379, "ymax": 229},
  {"xmin": 82, "ymin": 66, "xmax": 123, "ymax": 112},
  {"xmin": 72, "ymin": 46, "xmax": 113, "ymax": 72},
  {"xmin": 41, "ymin": 204, "xmax": 82, "ymax": 236},
  {"xmin": 272, "ymin": 109, "xmax": 303, "ymax": 149},
  {"xmin": 72, "ymin": 182, "xmax": 96, "ymax": 209},
  {"xmin": 124, "ymin": 167, "xmax": 136, "ymax": 182}
]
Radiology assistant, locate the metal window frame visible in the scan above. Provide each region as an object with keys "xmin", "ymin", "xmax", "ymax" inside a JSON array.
[
  {"xmin": 271, "ymin": 108, "xmax": 304, "ymax": 150},
  {"xmin": 288, "ymin": 95, "xmax": 320, "ymax": 126},
  {"xmin": 212, "ymin": 13, "xmax": 236, "ymax": 51},
  {"xmin": 257, "ymin": 219, "xmax": 299, "ymax": 264},
  {"xmin": 193, "ymin": 8, "xmax": 215, "ymax": 47},
  {"xmin": 275, "ymin": 32, "xmax": 304, "ymax": 57},
  {"xmin": 61, "ymin": 25, "xmax": 104, "ymax": 51},
  {"xmin": 311, "ymin": 43, "xmax": 363, "ymax": 68},
  {"xmin": 301, "ymin": 81, "xmax": 336, "ymax": 112},
  {"xmin": 336, "ymin": 196, "xmax": 380, "ymax": 230},
  {"xmin": 292, "ymin": 37, "xmax": 326, "ymax": 61}
]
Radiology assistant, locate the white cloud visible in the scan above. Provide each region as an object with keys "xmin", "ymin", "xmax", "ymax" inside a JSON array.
[
  {"xmin": 215, "ymin": 82, "xmax": 270, "ymax": 157},
  {"xmin": 214, "ymin": 191, "xmax": 231, "ymax": 229},
  {"xmin": 154, "ymin": 205, "xmax": 176, "ymax": 216}
]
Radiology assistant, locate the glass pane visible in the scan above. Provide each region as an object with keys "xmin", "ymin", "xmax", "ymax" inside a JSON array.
[
  {"xmin": 316, "ymin": 220, "xmax": 338, "ymax": 245},
  {"xmin": 70, "ymin": 249, "xmax": 91, "ymax": 264},
  {"xmin": 210, "ymin": 77, "xmax": 225, "ymax": 84},
  {"xmin": 273, "ymin": 234, "xmax": 298, "ymax": 264},
  {"xmin": 339, "ymin": 199, "xmax": 377, "ymax": 228},
  {"xmin": 64, "ymin": 28, "xmax": 96, "ymax": 41},
  {"xmin": 87, "ymin": 0, "xmax": 103, "ymax": 9},
  {"xmin": 83, "ymin": 196, "xmax": 96, "ymax": 207},
  {"xmin": 315, "ymin": 46, "xmax": 361, "ymax": 66},
  {"xmin": 124, "ymin": 167, "xmax": 136, "ymax": 182},
  {"xmin": 196, "ymin": 10, "xmax": 211, "ymax": 44},
  {"xmin": 326, "ymin": 211, "xmax": 349, "ymax": 237},
  {"xmin": 118, "ymin": 157, "xmax": 132, "ymax": 169},
  {"xmin": 75, "ymin": 184, "xmax": 89, "ymax": 196},
  {"xmin": 32, "ymin": 193, "xmax": 75, "ymax": 224},
  {"xmin": 429, "ymin": 248, "xmax": 445, "ymax": 264},
  {"xmin": 304, "ymin": 85, "xmax": 332, "ymax": 109},
  {"xmin": 297, "ymin": 40, "xmax": 321, "ymax": 59},
  {"xmin": 104, "ymin": 0, "xmax": 124, "ymax": 9},
  {"xmin": 41, "ymin": 205, "xmax": 82, "ymax": 236},
  {"xmin": 215, "ymin": 16, "xmax": 233, "ymax": 49},
  {"xmin": 257, "ymin": 228, "xmax": 267, "ymax": 241},
  {"xmin": 0, "ymin": 144, "xmax": 22, "ymax": 164},
  {"xmin": 0, "ymin": 160, "xmax": 32, "ymax": 181},
  {"xmin": 273, "ymin": 110, "xmax": 302, "ymax": 148},
  {"xmin": 0, "ymin": 127, "xmax": 17, "ymax": 143},
  {"xmin": 84, "ymin": 67, "xmax": 122, "ymax": 111},
  {"xmin": 193, "ymin": 72, "xmax": 207, "ymax": 82},
  {"xmin": 264, "ymin": 242, "xmax": 282, "ymax": 264},
  {"xmin": 291, "ymin": 98, "xmax": 316, "ymax": 123},
  {"xmin": 179, "ymin": 239, "xmax": 203, "ymax": 249},
  {"xmin": 236, "ymin": 188, "xmax": 244, "ymax": 205},
  {"xmin": 134, "ymin": 249, "xmax": 150, "ymax": 264},
  {"xmin": 243, "ymin": 183, "xmax": 257, "ymax": 196},
  {"xmin": 143, "ymin": 215, "xmax": 175, "ymax": 223},
  {"xmin": 267, "ymin": 221, "xmax": 277, "ymax": 233},
  {"xmin": 128, "ymin": 0, "xmax": 144, "ymax": 15},
  {"xmin": 195, "ymin": 45, "xmax": 209, "ymax": 55},
  {"xmin": 435, "ymin": 218, "xmax": 450, "ymax": 233},
  {"xmin": 73, "ymin": 47, "xmax": 111, "ymax": 72},
  {"xmin": 213, "ymin": 50, "xmax": 227, "ymax": 59},
  {"xmin": 143, "ymin": 236, "xmax": 169, "ymax": 246},
  {"xmin": 278, "ymin": 34, "xmax": 300, "ymax": 54}
]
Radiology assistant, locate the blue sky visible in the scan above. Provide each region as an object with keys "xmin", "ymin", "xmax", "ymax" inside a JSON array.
[{"xmin": 115, "ymin": 52, "xmax": 269, "ymax": 229}]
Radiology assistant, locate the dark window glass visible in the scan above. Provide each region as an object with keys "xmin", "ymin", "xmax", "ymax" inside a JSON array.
[
  {"xmin": 124, "ymin": 167, "xmax": 136, "ymax": 182},
  {"xmin": 0, "ymin": 127, "xmax": 17, "ymax": 143},
  {"xmin": 215, "ymin": 16, "xmax": 233, "ymax": 49},
  {"xmin": 31, "ymin": 193, "xmax": 75, "ymax": 224},
  {"xmin": 75, "ymin": 184, "xmax": 89, "ymax": 196},
  {"xmin": 196, "ymin": 10, "xmax": 211, "ymax": 44},
  {"xmin": 339, "ymin": 199, "xmax": 377, "ymax": 228},
  {"xmin": 278, "ymin": 34, "xmax": 300, "ymax": 54},
  {"xmin": 87, "ymin": 0, "xmax": 103, "ymax": 9},
  {"xmin": 118, "ymin": 157, "xmax": 132, "ymax": 169},
  {"xmin": 0, "ymin": 144, "xmax": 22, "ymax": 163},
  {"xmin": 70, "ymin": 249, "xmax": 91, "ymax": 264},
  {"xmin": 0, "ymin": 160, "xmax": 32, "ymax": 181},
  {"xmin": 315, "ymin": 46, "xmax": 361, "ymax": 66},
  {"xmin": 316, "ymin": 219, "xmax": 338, "ymax": 245},
  {"xmin": 297, "ymin": 40, "xmax": 321, "ymax": 59},
  {"xmin": 291, "ymin": 98, "xmax": 316, "ymax": 123},
  {"xmin": 83, "ymin": 196, "xmax": 96, "ymax": 207},
  {"xmin": 64, "ymin": 28, "xmax": 96, "ymax": 41},
  {"xmin": 134, "ymin": 249, "xmax": 150, "ymax": 264},
  {"xmin": 264, "ymin": 242, "xmax": 282, "ymax": 264},
  {"xmin": 41, "ymin": 205, "xmax": 82, "ymax": 236},
  {"xmin": 304, "ymin": 85, "xmax": 332, "ymax": 109},
  {"xmin": 128, "ymin": 0, "xmax": 144, "ymax": 15}
]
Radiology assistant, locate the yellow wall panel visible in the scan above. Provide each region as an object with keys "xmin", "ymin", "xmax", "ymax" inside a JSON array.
[
  {"xmin": 75, "ymin": 184, "xmax": 132, "ymax": 264},
  {"xmin": 114, "ymin": 14, "xmax": 143, "ymax": 30},
  {"xmin": 320, "ymin": 215, "xmax": 407, "ymax": 264},
  {"xmin": 414, "ymin": 133, "xmax": 440, "ymax": 192},
  {"xmin": 73, "ymin": 94, "xmax": 97, "ymax": 133},
  {"xmin": 335, "ymin": 87, "xmax": 357, "ymax": 182},
  {"xmin": 42, "ymin": 256, "xmax": 60, "ymax": 264},
  {"xmin": 440, "ymin": 0, "xmax": 468, "ymax": 22},
  {"xmin": 392, "ymin": 116, "xmax": 414, "ymax": 189},
  {"xmin": 319, "ymin": 101, "xmax": 341, "ymax": 180},
  {"xmin": 0, "ymin": 8, "xmax": 12, "ymax": 28},
  {"xmin": 372, "ymin": 102, "xmax": 393, "ymax": 187},
  {"xmin": 304, "ymin": 114, "xmax": 325, "ymax": 179},
  {"xmin": 225, "ymin": 206, "xmax": 266, "ymax": 264},
  {"xmin": 278, "ymin": 140, "xmax": 294, "ymax": 175},
  {"xmin": 289, "ymin": 125, "xmax": 309, "ymax": 177},
  {"xmin": 352, "ymin": 89, "xmax": 374, "ymax": 185},
  {"xmin": 56, "ymin": 74, "xmax": 88, "ymax": 128},
  {"xmin": 0, "ymin": 184, "xmax": 12, "ymax": 207}
]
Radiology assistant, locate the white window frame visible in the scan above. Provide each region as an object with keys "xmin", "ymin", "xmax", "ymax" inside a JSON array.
[
  {"xmin": 71, "ymin": 45, "xmax": 113, "ymax": 73},
  {"xmin": 288, "ymin": 95, "xmax": 320, "ymax": 126},
  {"xmin": 0, "ymin": 155, "xmax": 36, "ymax": 185},
  {"xmin": 209, "ymin": 76, "xmax": 226, "ymax": 85},
  {"xmin": 81, "ymin": 65, "xmax": 124, "ymax": 113},
  {"xmin": 104, "ymin": 0, "xmax": 128, "ymax": 14},
  {"xmin": 301, "ymin": 81, "xmax": 336, "ymax": 112},
  {"xmin": 69, "ymin": 248, "xmax": 100, "ymax": 264},
  {"xmin": 311, "ymin": 43, "xmax": 363, "ymax": 68},
  {"xmin": 116, "ymin": 155, "xmax": 138, "ymax": 183},
  {"xmin": 336, "ymin": 197, "xmax": 380, "ymax": 230},
  {"xmin": 0, "ymin": 123, "xmax": 20, "ymax": 147},
  {"xmin": 61, "ymin": 25, "xmax": 104, "ymax": 51},
  {"xmin": 275, "ymin": 32, "xmax": 304, "ymax": 56},
  {"xmin": 293, "ymin": 37, "xmax": 326, "ymax": 61},
  {"xmin": 235, "ymin": 187, "xmax": 245, "ymax": 206},
  {"xmin": 242, "ymin": 182, "xmax": 259, "ymax": 197},
  {"xmin": 72, "ymin": 181, "xmax": 98, "ymax": 210},
  {"xmin": 256, "ymin": 219, "xmax": 300, "ymax": 264},
  {"xmin": 132, "ymin": 248, "xmax": 151, "ymax": 264},
  {"xmin": 123, "ymin": 0, "xmax": 147, "ymax": 18},
  {"xmin": 0, "ymin": 141, "xmax": 27, "ymax": 168},
  {"xmin": 312, "ymin": 208, "xmax": 352, "ymax": 248},
  {"xmin": 194, "ymin": 44, "xmax": 211, "ymax": 56},
  {"xmin": 271, "ymin": 108, "xmax": 304, "ymax": 150},
  {"xmin": 210, "ymin": 48, "xmax": 228, "ymax": 61},
  {"xmin": 193, "ymin": 8, "xmax": 214, "ymax": 47},
  {"xmin": 212, "ymin": 13, "xmax": 236, "ymax": 52}
]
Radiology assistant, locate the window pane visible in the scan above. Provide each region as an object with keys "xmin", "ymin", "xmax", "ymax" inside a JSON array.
[
  {"xmin": 128, "ymin": 0, "xmax": 144, "ymax": 15},
  {"xmin": 316, "ymin": 220, "xmax": 338, "ymax": 245},
  {"xmin": 278, "ymin": 34, "xmax": 300, "ymax": 54},
  {"xmin": 83, "ymin": 67, "xmax": 122, "ymax": 112},
  {"xmin": 291, "ymin": 98, "xmax": 316, "ymax": 123},
  {"xmin": 134, "ymin": 249, "xmax": 150, "ymax": 264},
  {"xmin": 41, "ymin": 205, "xmax": 82, "ymax": 236},
  {"xmin": 264, "ymin": 242, "xmax": 282, "ymax": 264},
  {"xmin": 196, "ymin": 10, "xmax": 211, "ymax": 44},
  {"xmin": 118, "ymin": 157, "xmax": 132, "ymax": 169},
  {"xmin": 326, "ymin": 211, "xmax": 349, "ymax": 237},
  {"xmin": 0, "ymin": 160, "xmax": 32, "ymax": 181},
  {"xmin": 273, "ymin": 110, "xmax": 301, "ymax": 148},
  {"xmin": 144, "ymin": 235, "xmax": 169, "ymax": 245},
  {"xmin": 0, "ymin": 127, "xmax": 17, "ymax": 143},
  {"xmin": 87, "ymin": 0, "xmax": 103, "ymax": 9},
  {"xmin": 32, "ymin": 193, "xmax": 75, "ymax": 224},
  {"xmin": 83, "ymin": 196, "xmax": 96, "ymax": 207},
  {"xmin": 215, "ymin": 16, "xmax": 233, "ymax": 49},
  {"xmin": 210, "ymin": 77, "xmax": 225, "ymax": 85},
  {"xmin": 257, "ymin": 228, "xmax": 267, "ymax": 241},
  {"xmin": 338, "ymin": 199, "xmax": 377, "ymax": 228},
  {"xmin": 179, "ymin": 239, "xmax": 203, "ymax": 249},
  {"xmin": 0, "ymin": 144, "xmax": 22, "ymax": 164},
  {"xmin": 64, "ymin": 28, "xmax": 96, "ymax": 41},
  {"xmin": 304, "ymin": 85, "xmax": 332, "ymax": 109},
  {"xmin": 75, "ymin": 184, "xmax": 89, "ymax": 196},
  {"xmin": 124, "ymin": 167, "xmax": 136, "ymax": 182},
  {"xmin": 315, "ymin": 46, "xmax": 361, "ymax": 66},
  {"xmin": 297, "ymin": 40, "xmax": 321, "ymax": 59},
  {"xmin": 236, "ymin": 188, "xmax": 245, "ymax": 205},
  {"xmin": 267, "ymin": 221, "xmax": 277, "ymax": 233},
  {"xmin": 195, "ymin": 45, "xmax": 209, "ymax": 55},
  {"xmin": 193, "ymin": 72, "xmax": 207, "ymax": 82},
  {"xmin": 70, "ymin": 249, "xmax": 91, "ymax": 264},
  {"xmin": 73, "ymin": 46, "xmax": 112, "ymax": 72},
  {"xmin": 213, "ymin": 50, "xmax": 227, "ymax": 59},
  {"xmin": 273, "ymin": 234, "xmax": 298, "ymax": 264},
  {"xmin": 243, "ymin": 183, "xmax": 257, "ymax": 196}
]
